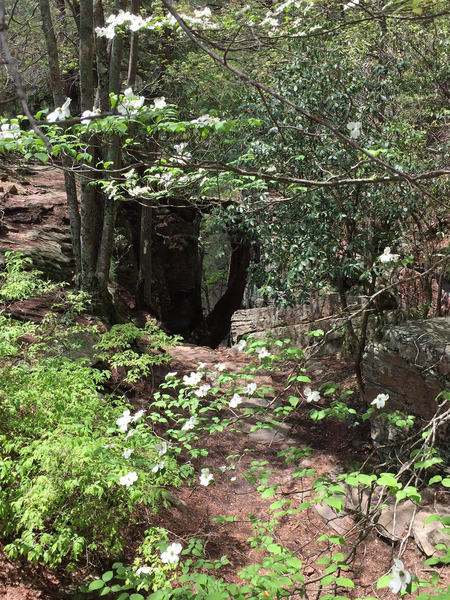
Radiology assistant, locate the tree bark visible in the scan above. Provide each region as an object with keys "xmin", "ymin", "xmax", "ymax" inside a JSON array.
[
  {"xmin": 201, "ymin": 239, "xmax": 251, "ymax": 347},
  {"xmin": 136, "ymin": 201, "xmax": 153, "ymax": 308},
  {"xmin": 126, "ymin": 0, "xmax": 140, "ymax": 87},
  {"xmin": 38, "ymin": 0, "xmax": 81, "ymax": 278}
]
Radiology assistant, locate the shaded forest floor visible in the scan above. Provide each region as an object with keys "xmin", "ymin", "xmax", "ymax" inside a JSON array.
[
  {"xmin": 1, "ymin": 345, "xmax": 448, "ymax": 599},
  {"xmin": 0, "ymin": 164, "xmax": 448, "ymax": 599}
]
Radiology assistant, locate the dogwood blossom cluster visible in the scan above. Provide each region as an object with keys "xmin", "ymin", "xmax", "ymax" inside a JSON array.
[
  {"xmin": 183, "ymin": 371, "xmax": 203, "ymax": 386},
  {"xmin": 96, "ymin": 7, "xmax": 216, "ymax": 40},
  {"xmin": 388, "ymin": 559, "xmax": 411, "ymax": 594},
  {"xmin": 371, "ymin": 393, "xmax": 389, "ymax": 409},
  {"xmin": 304, "ymin": 387, "xmax": 320, "ymax": 403},
  {"xmin": 81, "ymin": 107, "xmax": 101, "ymax": 123},
  {"xmin": 95, "ymin": 10, "xmax": 156, "ymax": 39},
  {"xmin": 160, "ymin": 542, "xmax": 182, "ymax": 564},
  {"xmin": 194, "ymin": 383, "xmax": 211, "ymax": 398},
  {"xmin": 155, "ymin": 441, "xmax": 168, "ymax": 456},
  {"xmin": 190, "ymin": 114, "xmax": 221, "ymax": 126},
  {"xmin": 199, "ymin": 467, "xmax": 214, "ymax": 486},
  {"xmin": 0, "ymin": 122, "xmax": 21, "ymax": 139},
  {"xmin": 116, "ymin": 408, "xmax": 145, "ymax": 432},
  {"xmin": 119, "ymin": 471, "xmax": 138, "ymax": 486},
  {"xmin": 379, "ymin": 247, "xmax": 399, "ymax": 264},
  {"xmin": 151, "ymin": 460, "xmax": 165, "ymax": 473},
  {"xmin": 117, "ymin": 87, "xmax": 145, "ymax": 115},
  {"xmin": 172, "ymin": 142, "xmax": 192, "ymax": 164},
  {"xmin": 343, "ymin": 0, "xmax": 360, "ymax": 10},
  {"xmin": 136, "ymin": 565, "xmax": 152, "ymax": 576}
]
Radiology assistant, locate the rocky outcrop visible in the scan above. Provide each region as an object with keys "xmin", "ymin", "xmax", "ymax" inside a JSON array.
[
  {"xmin": 363, "ymin": 316, "xmax": 450, "ymax": 423},
  {"xmin": 0, "ymin": 167, "xmax": 74, "ymax": 281},
  {"xmin": 230, "ymin": 293, "xmax": 363, "ymax": 357}
]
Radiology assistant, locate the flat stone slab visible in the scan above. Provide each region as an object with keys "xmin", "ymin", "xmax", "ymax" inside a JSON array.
[
  {"xmin": 312, "ymin": 503, "xmax": 355, "ymax": 535},
  {"xmin": 376, "ymin": 500, "xmax": 417, "ymax": 541},
  {"xmin": 413, "ymin": 506, "xmax": 450, "ymax": 557}
]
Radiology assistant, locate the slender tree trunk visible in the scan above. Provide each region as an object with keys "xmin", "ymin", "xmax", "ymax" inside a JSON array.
[
  {"xmin": 201, "ymin": 240, "xmax": 251, "ymax": 347},
  {"xmin": 93, "ymin": 0, "xmax": 109, "ymax": 111},
  {"xmin": 96, "ymin": 0, "xmax": 126, "ymax": 294},
  {"xmin": 38, "ymin": 0, "xmax": 81, "ymax": 278},
  {"xmin": 136, "ymin": 201, "xmax": 153, "ymax": 307},
  {"xmin": 127, "ymin": 0, "xmax": 140, "ymax": 87},
  {"xmin": 79, "ymin": 0, "xmax": 99, "ymax": 294}
]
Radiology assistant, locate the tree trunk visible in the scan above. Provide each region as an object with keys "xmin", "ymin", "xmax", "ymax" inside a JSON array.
[
  {"xmin": 199, "ymin": 239, "xmax": 251, "ymax": 347},
  {"xmin": 136, "ymin": 201, "xmax": 153, "ymax": 308},
  {"xmin": 126, "ymin": 0, "xmax": 140, "ymax": 87},
  {"xmin": 38, "ymin": 0, "xmax": 81, "ymax": 278}
]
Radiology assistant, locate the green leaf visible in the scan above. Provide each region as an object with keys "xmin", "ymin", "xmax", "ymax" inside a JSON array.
[
  {"xmin": 35, "ymin": 152, "xmax": 49, "ymax": 163},
  {"xmin": 442, "ymin": 478, "xmax": 450, "ymax": 488},
  {"xmin": 424, "ymin": 514, "xmax": 441, "ymax": 526},
  {"xmin": 88, "ymin": 580, "xmax": 105, "ymax": 591},
  {"xmin": 321, "ymin": 574, "xmax": 336, "ymax": 585},
  {"xmin": 377, "ymin": 574, "xmax": 392, "ymax": 589},
  {"xmin": 261, "ymin": 486, "xmax": 278, "ymax": 499},
  {"xmin": 129, "ymin": 595, "xmax": 145, "ymax": 600},
  {"xmin": 336, "ymin": 577, "xmax": 355, "ymax": 588},
  {"xmin": 428, "ymin": 475, "xmax": 442, "ymax": 485},
  {"xmin": 325, "ymin": 496, "xmax": 344, "ymax": 511},
  {"xmin": 102, "ymin": 571, "xmax": 114, "ymax": 582}
]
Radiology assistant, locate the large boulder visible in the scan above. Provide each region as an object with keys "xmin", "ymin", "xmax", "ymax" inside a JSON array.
[
  {"xmin": 0, "ymin": 167, "xmax": 74, "ymax": 281},
  {"xmin": 230, "ymin": 293, "xmax": 363, "ymax": 357},
  {"xmin": 363, "ymin": 317, "xmax": 450, "ymax": 423}
]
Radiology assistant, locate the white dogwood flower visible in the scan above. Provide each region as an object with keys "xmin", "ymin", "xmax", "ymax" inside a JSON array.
[
  {"xmin": 160, "ymin": 542, "xmax": 182, "ymax": 564},
  {"xmin": 304, "ymin": 387, "xmax": 320, "ymax": 403},
  {"xmin": 165, "ymin": 371, "xmax": 178, "ymax": 379},
  {"xmin": 183, "ymin": 371, "xmax": 203, "ymax": 386},
  {"xmin": 242, "ymin": 382, "xmax": 257, "ymax": 396},
  {"xmin": 379, "ymin": 247, "xmax": 399, "ymax": 264},
  {"xmin": 151, "ymin": 460, "xmax": 165, "ymax": 473},
  {"xmin": 181, "ymin": 416, "xmax": 196, "ymax": 431},
  {"xmin": 229, "ymin": 393, "xmax": 243, "ymax": 408},
  {"xmin": 389, "ymin": 559, "xmax": 411, "ymax": 594},
  {"xmin": 117, "ymin": 88, "xmax": 145, "ymax": 115},
  {"xmin": 136, "ymin": 565, "xmax": 151, "ymax": 576},
  {"xmin": 199, "ymin": 467, "xmax": 214, "ymax": 486},
  {"xmin": 155, "ymin": 441, "xmax": 167, "ymax": 456},
  {"xmin": 119, "ymin": 471, "xmax": 138, "ymax": 486},
  {"xmin": 236, "ymin": 339, "xmax": 246, "ymax": 351},
  {"xmin": 47, "ymin": 98, "xmax": 71, "ymax": 122},
  {"xmin": 371, "ymin": 393, "xmax": 389, "ymax": 409},
  {"xmin": 346, "ymin": 121, "xmax": 362, "ymax": 139},
  {"xmin": 153, "ymin": 97, "xmax": 167, "ymax": 110},
  {"xmin": 128, "ymin": 186, "xmax": 151, "ymax": 197},
  {"xmin": 122, "ymin": 448, "xmax": 134, "ymax": 459},
  {"xmin": 116, "ymin": 409, "xmax": 132, "ymax": 432},
  {"xmin": 194, "ymin": 383, "xmax": 211, "ymax": 398},
  {"xmin": 0, "ymin": 123, "xmax": 21, "ymax": 139},
  {"xmin": 257, "ymin": 347, "xmax": 270, "ymax": 359},
  {"xmin": 81, "ymin": 107, "xmax": 101, "ymax": 123},
  {"xmin": 215, "ymin": 363, "xmax": 226, "ymax": 371}
]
